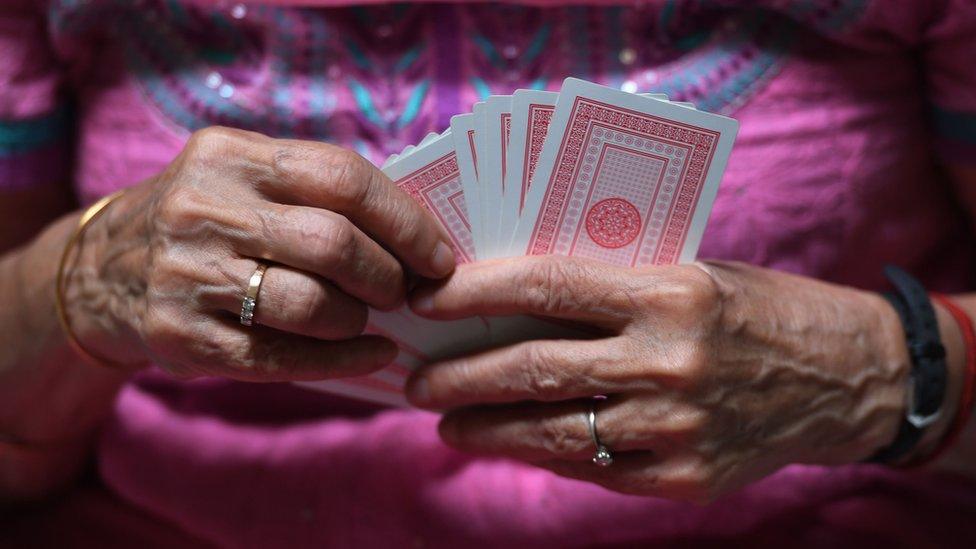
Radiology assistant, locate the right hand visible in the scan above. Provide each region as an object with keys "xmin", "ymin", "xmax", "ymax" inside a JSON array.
[{"xmin": 65, "ymin": 126, "xmax": 455, "ymax": 381}]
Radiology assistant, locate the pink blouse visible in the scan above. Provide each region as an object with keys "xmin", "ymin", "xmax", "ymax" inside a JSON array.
[{"xmin": 2, "ymin": 1, "xmax": 976, "ymax": 546}]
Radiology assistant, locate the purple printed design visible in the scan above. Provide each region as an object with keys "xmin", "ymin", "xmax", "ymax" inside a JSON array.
[{"xmin": 44, "ymin": 1, "xmax": 869, "ymax": 165}]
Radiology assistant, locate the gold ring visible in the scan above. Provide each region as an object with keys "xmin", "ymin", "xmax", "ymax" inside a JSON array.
[{"xmin": 240, "ymin": 263, "xmax": 269, "ymax": 326}]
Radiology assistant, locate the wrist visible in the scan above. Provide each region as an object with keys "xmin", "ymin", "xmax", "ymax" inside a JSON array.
[
  {"xmin": 0, "ymin": 214, "xmax": 134, "ymax": 445},
  {"xmin": 854, "ymin": 284, "xmax": 965, "ymax": 467},
  {"xmin": 848, "ymin": 291, "xmax": 913, "ymax": 462},
  {"xmin": 54, "ymin": 188, "xmax": 151, "ymax": 370}
]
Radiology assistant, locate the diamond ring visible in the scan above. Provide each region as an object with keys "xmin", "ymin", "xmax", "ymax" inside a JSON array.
[
  {"xmin": 588, "ymin": 399, "xmax": 613, "ymax": 467},
  {"xmin": 240, "ymin": 262, "xmax": 269, "ymax": 326}
]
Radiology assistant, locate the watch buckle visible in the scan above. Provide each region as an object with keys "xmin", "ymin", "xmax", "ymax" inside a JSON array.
[{"xmin": 905, "ymin": 376, "xmax": 941, "ymax": 429}]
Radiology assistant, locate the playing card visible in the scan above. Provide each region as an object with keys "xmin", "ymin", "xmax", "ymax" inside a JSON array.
[
  {"xmin": 299, "ymin": 134, "xmax": 489, "ymax": 406},
  {"xmin": 384, "ymin": 130, "xmax": 477, "ymax": 263},
  {"xmin": 299, "ymin": 79, "xmax": 738, "ymax": 408},
  {"xmin": 297, "ymin": 310, "xmax": 590, "ymax": 407},
  {"xmin": 302, "ymin": 132, "xmax": 589, "ymax": 405},
  {"xmin": 471, "ymin": 102, "xmax": 490, "ymax": 254},
  {"xmin": 472, "ymin": 102, "xmax": 488, "ymax": 183},
  {"xmin": 498, "ymin": 90, "xmax": 558, "ymax": 256},
  {"xmin": 420, "ymin": 131, "xmax": 441, "ymax": 146},
  {"xmin": 512, "ymin": 78, "xmax": 738, "ymax": 266},
  {"xmin": 381, "ymin": 153, "xmax": 399, "ymax": 170},
  {"xmin": 497, "ymin": 91, "xmax": 673, "ymax": 256},
  {"xmin": 481, "ymin": 95, "xmax": 512, "ymax": 258},
  {"xmin": 449, "ymin": 114, "xmax": 484, "ymax": 259},
  {"xmin": 387, "ymin": 132, "xmax": 444, "ymax": 168},
  {"xmin": 298, "ymin": 307, "xmax": 495, "ymax": 407},
  {"xmin": 410, "ymin": 131, "xmax": 442, "ymax": 155}
]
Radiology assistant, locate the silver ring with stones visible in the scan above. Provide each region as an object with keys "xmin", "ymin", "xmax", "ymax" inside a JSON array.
[
  {"xmin": 240, "ymin": 262, "xmax": 269, "ymax": 326},
  {"xmin": 588, "ymin": 399, "xmax": 613, "ymax": 467}
]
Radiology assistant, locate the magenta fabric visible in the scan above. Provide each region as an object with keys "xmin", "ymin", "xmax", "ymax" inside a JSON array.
[{"xmin": 3, "ymin": 1, "xmax": 976, "ymax": 546}]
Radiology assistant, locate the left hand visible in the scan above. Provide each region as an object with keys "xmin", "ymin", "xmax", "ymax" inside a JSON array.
[{"xmin": 406, "ymin": 257, "xmax": 910, "ymax": 503}]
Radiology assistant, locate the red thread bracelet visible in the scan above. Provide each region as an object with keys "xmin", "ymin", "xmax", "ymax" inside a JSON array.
[{"xmin": 910, "ymin": 294, "xmax": 976, "ymax": 467}]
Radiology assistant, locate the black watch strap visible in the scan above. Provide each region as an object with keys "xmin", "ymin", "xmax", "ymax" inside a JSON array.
[{"xmin": 867, "ymin": 266, "xmax": 947, "ymax": 464}]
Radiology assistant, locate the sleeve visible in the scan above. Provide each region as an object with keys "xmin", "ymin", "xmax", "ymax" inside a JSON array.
[
  {"xmin": 0, "ymin": 1, "xmax": 72, "ymax": 192},
  {"xmin": 922, "ymin": 0, "xmax": 976, "ymax": 166}
]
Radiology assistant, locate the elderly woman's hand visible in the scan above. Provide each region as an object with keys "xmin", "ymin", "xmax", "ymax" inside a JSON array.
[
  {"xmin": 66, "ymin": 126, "xmax": 455, "ymax": 380},
  {"xmin": 405, "ymin": 257, "xmax": 911, "ymax": 503}
]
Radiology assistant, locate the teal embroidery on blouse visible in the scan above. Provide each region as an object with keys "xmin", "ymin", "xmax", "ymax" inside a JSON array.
[
  {"xmin": 648, "ymin": 11, "xmax": 795, "ymax": 114},
  {"xmin": 0, "ymin": 106, "xmax": 71, "ymax": 157},
  {"xmin": 349, "ymin": 79, "xmax": 385, "ymax": 127},
  {"xmin": 470, "ymin": 77, "xmax": 493, "ymax": 102},
  {"xmin": 44, "ymin": 0, "xmax": 871, "ymax": 154},
  {"xmin": 399, "ymin": 80, "xmax": 430, "ymax": 129}
]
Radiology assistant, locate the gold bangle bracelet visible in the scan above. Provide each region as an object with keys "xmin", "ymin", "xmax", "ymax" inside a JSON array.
[{"xmin": 54, "ymin": 189, "xmax": 131, "ymax": 370}]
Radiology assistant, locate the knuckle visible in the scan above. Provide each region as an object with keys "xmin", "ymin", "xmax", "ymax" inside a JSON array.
[
  {"xmin": 664, "ymin": 266, "xmax": 722, "ymax": 318},
  {"xmin": 186, "ymin": 126, "xmax": 237, "ymax": 160},
  {"xmin": 538, "ymin": 415, "xmax": 588, "ymax": 457},
  {"xmin": 517, "ymin": 345, "xmax": 566, "ymax": 399},
  {"xmin": 661, "ymin": 407, "xmax": 710, "ymax": 440},
  {"xmin": 197, "ymin": 329, "xmax": 239, "ymax": 366},
  {"xmin": 250, "ymin": 203, "xmax": 284, "ymax": 244},
  {"xmin": 231, "ymin": 336, "xmax": 294, "ymax": 377},
  {"xmin": 671, "ymin": 466, "xmax": 719, "ymax": 504},
  {"xmin": 311, "ymin": 214, "xmax": 359, "ymax": 267},
  {"xmin": 679, "ymin": 408, "xmax": 710, "ymax": 436},
  {"xmin": 228, "ymin": 342, "xmax": 260, "ymax": 373},
  {"xmin": 293, "ymin": 280, "xmax": 368, "ymax": 336},
  {"xmin": 321, "ymin": 149, "xmax": 373, "ymax": 207},
  {"xmin": 386, "ymin": 201, "xmax": 425, "ymax": 249},
  {"xmin": 270, "ymin": 143, "xmax": 317, "ymax": 188},
  {"xmin": 674, "ymin": 346, "xmax": 711, "ymax": 387},
  {"xmin": 155, "ymin": 187, "xmax": 207, "ymax": 233},
  {"xmin": 270, "ymin": 144, "xmax": 303, "ymax": 184},
  {"xmin": 520, "ymin": 260, "xmax": 558, "ymax": 295},
  {"xmin": 518, "ymin": 259, "xmax": 581, "ymax": 314},
  {"xmin": 281, "ymin": 275, "xmax": 329, "ymax": 326},
  {"xmin": 456, "ymin": 359, "xmax": 495, "ymax": 397},
  {"xmin": 140, "ymin": 311, "xmax": 215, "ymax": 378}
]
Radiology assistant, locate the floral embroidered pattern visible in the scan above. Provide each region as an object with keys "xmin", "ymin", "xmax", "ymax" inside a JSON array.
[{"xmin": 46, "ymin": 1, "xmax": 870, "ymax": 162}]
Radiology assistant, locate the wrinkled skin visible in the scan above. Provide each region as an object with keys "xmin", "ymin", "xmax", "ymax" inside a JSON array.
[
  {"xmin": 4, "ymin": 128, "xmax": 974, "ymax": 504},
  {"xmin": 64, "ymin": 126, "xmax": 456, "ymax": 380},
  {"xmin": 406, "ymin": 257, "xmax": 912, "ymax": 504}
]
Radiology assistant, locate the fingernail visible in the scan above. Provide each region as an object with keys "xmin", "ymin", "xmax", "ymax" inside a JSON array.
[
  {"xmin": 407, "ymin": 376, "xmax": 429, "ymax": 405},
  {"xmin": 430, "ymin": 241, "xmax": 456, "ymax": 277}
]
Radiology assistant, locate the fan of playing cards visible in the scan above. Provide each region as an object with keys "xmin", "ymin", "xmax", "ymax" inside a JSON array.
[{"xmin": 300, "ymin": 78, "xmax": 739, "ymax": 406}]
